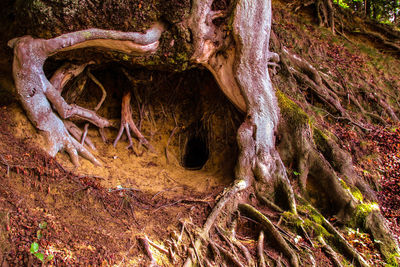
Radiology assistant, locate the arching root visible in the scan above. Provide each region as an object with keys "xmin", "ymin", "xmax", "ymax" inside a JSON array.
[{"xmin": 9, "ymin": 23, "xmax": 164, "ymax": 165}]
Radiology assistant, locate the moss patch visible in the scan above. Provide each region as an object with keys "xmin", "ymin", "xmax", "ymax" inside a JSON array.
[
  {"xmin": 276, "ymin": 90, "xmax": 309, "ymax": 130},
  {"xmin": 350, "ymin": 202, "xmax": 380, "ymax": 228}
]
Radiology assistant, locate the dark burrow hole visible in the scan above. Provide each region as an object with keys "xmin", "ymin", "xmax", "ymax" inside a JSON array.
[{"xmin": 182, "ymin": 133, "xmax": 209, "ymax": 170}]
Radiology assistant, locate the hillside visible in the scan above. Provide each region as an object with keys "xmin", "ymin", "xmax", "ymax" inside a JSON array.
[{"xmin": 0, "ymin": 0, "xmax": 400, "ymax": 265}]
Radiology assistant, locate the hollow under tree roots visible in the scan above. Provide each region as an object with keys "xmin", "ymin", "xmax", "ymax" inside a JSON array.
[{"xmin": 8, "ymin": 0, "xmax": 400, "ymax": 265}]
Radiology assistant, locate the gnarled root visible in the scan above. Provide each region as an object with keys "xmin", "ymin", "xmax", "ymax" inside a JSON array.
[
  {"xmin": 113, "ymin": 91, "xmax": 154, "ymax": 153},
  {"xmin": 292, "ymin": 0, "xmax": 335, "ymax": 33},
  {"xmin": 49, "ymin": 62, "xmax": 98, "ymax": 151},
  {"xmin": 8, "ymin": 23, "xmax": 163, "ymax": 165}
]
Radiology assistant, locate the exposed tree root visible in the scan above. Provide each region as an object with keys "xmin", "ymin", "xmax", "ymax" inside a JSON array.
[
  {"xmin": 300, "ymin": 199, "xmax": 369, "ymax": 267},
  {"xmin": 317, "ymin": 235, "xmax": 344, "ymax": 267},
  {"xmin": 240, "ymin": 204, "xmax": 299, "ymax": 267},
  {"xmin": 358, "ymin": 28, "xmax": 400, "ymax": 53},
  {"xmin": 257, "ymin": 231, "xmax": 267, "ymax": 267},
  {"xmin": 113, "ymin": 91, "xmax": 153, "ymax": 153},
  {"xmin": 9, "ymin": 23, "xmax": 163, "ymax": 165},
  {"xmin": 7, "ymin": 0, "xmax": 400, "ymax": 265},
  {"xmin": 211, "ymin": 240, "xmax": 244, "ymax": 267},
  {"xmin": 63, "ymin": 120, "xmax": 96, "ymax": 151},
  {"xmin": 50, "ymin": 62, "xmax": 93, "ymax": 93},
  {"xmin": 49, "ymin": 63, "xmax": 97, "ymax": 151},
  {"xmin": 293, "ymin": 0, "xmax": 335, "ymax": 33},
  {"xmin": 138, "ymin": 235, "xmax": 159, "ymax": 267}
]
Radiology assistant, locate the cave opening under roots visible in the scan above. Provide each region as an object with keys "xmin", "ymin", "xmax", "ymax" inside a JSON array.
[
  {"xmin": 181, "ymin": 123, "xmax": 210, "ymax": 170},
  {"xmin": 41, "ymin": 60, "xmax": 243, "ymax": 192}
]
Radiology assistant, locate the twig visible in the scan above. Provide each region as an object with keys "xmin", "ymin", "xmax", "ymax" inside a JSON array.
[
  {"xmin": 151, "ymin": 186, "xmax": 182, "ymax": 200},
  {"xmin": 108, "ymin": 187, "xmax": 141, "ymax": 193},
  {"xmin": 77, "ymin": 174, "xmax": 105, "ymax": 180},
  {"xmin": 210, "ymin": 240, "xmax": 244, "ymax": 267},
  {"xmin": 216, "ymin": 226, "xmax": 236, "ymax": 254},
  {"xmin": 146, "ymin": 236, "xmax": 169, "ymax": 254},
  {"xmin": 208, "ymin": 239, "xmax": 223, "ymax": 264},
  {"xmin": 153, "ymin": 198, "xmax": 211, "ymax": 211},
  {"xmin": 317, "ymin": 235, "xmax": 344, "ymax": 267},
  {"xmin": 138, "ymin": 236, "xmax": 157, "ymax": 266}
]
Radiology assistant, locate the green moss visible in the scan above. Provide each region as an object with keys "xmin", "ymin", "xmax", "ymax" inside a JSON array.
[
  {"xmin": 32, "ymin": 0, "xmax": 46, "ymax": 9},
  {"xmin": 386, "ymin": 253, "xmax": 400, "ymax": 266},
  {"xmin": 303, "ymin": 218, "xmax": 332, "ymax": 237},
  {"xmin": 82, "ymin": 31, "xmax": 92, "ymax": 39},
  {"xmin": 309, "ymin": 210, "xmax": 323, "ymax": 225},
  {"xmin": 297, "ymin": 204, "xmax": 310, "ymax": 214},
  {"xmin": 276, "ymin": 90, "xmax": 309, "ymax": 130},
  {"xmin": 350, "ymin": 187, "xmax": 364, "ymax": 202},
  {"xmin": 312, "ymin": 127, "xmax": 331, "ymax": 155},
  {"xmin": 338, "ymin": 178, "xmax": 350, "ymax": 190},
  {"xmin": 175, "ymin": 52, "xmax": 189, "ymax": 62},
  {"xmin": 122, "ymin": 54, "xmax": 129, "ymax": 61},
  {"xmin": 338, "ymin": 177, "xmax": 364, "ymax": 202},
  {"xmin": 283, "ymin": 207, "xmax": 332, "ymax": 239},
  {"xmin": 282, "ymin": 211, "xmax": 303, "ymax": 228},
  {"xmin": 350, "ymin": 202, "xmax": 380, "ymax": 228}
]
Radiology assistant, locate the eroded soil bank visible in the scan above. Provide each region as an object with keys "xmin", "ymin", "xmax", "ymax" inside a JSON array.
[{"xmin": 0, "ymin": 67, "xmax": 241, "ymax": 265}]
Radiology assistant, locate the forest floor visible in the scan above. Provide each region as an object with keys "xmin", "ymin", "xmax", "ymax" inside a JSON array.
[
  {"xmin": 1, "ymin": 94, "xmax": 399, "ymax": 266},
  {"xmin": 0, "ymin": 103, "xmax": 223, "ymax": 266},
  {"xmin": 0, "ymin": 67, "xmax": 241, "ymax": 266},
  {"xmin": 0, "ymin": 103, "xmax": 336, "ymax": 266}
]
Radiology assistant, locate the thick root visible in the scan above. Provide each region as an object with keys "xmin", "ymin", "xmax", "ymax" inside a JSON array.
[
  {"xmin": 297, "ymin": 196, "xmax": 369, "ymax": 267},
  {"xmin": 8, "ymin": 23, "xmax": 163, "ymax": 165},
  {"xmin": 49, "ymin": 62, "xmax": 93, "ymax": 93},
  {"xmin": 47, "ymin": 118, "xmax": 101, "ymax": 167},
  {"xmin": 239, "ymin": 204, "xmax": 299, "ymax": 267}
]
